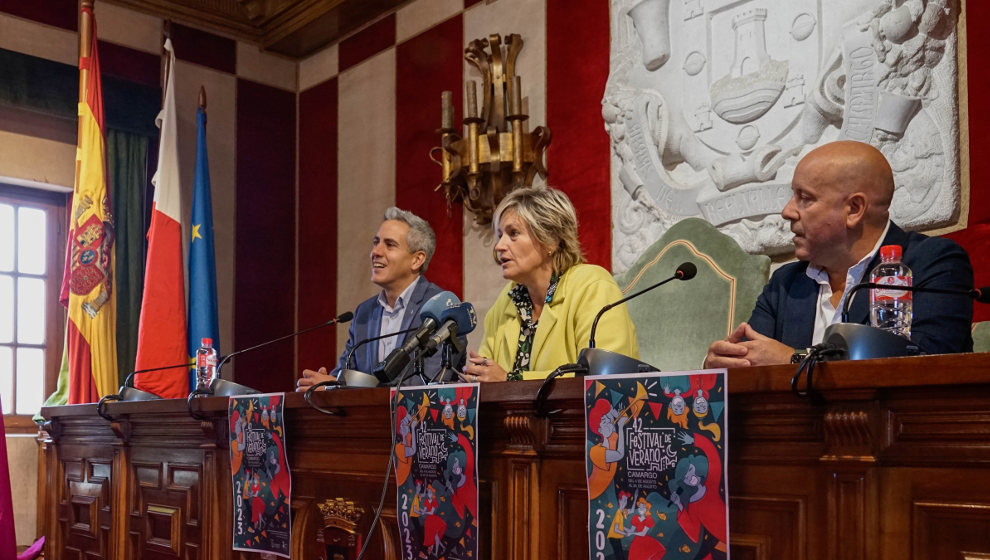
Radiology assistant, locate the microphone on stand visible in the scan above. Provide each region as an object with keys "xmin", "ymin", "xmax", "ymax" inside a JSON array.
[
  {"xmin": 342, "ymin": 326, "xmax": 417, "ymax": 370},
  {"xmin": 588, "ymin": 262, "xmax": 697, "ymax": 348},
  {"xmin": 216, "ymin": 311, "xmax": 355, "ymax": 376},
  {"xmin": 96, "ymin": 361, "xmax": 192, "ymax": 421},
  {"xmin": 329, "ymin": 326, "xmax": 417, "ymax": 389},
  {"xmin": 418, "ymin": 303, "xmax": 478, "ymax": 384},
  {"xmin": 534, "ymin": 264, "xmax": 694, "ymax": 415},
  {"xmin": 822, "ymin": 283, "xmax": 990, "ymax": 362},
  {"xmin": 841, "ymin": 283, "xmax": 990, "ymax": 322},
  {"xmin": 375, "ymin": 291, "xmax": 460, "ymax": 383},
  {"xmin": 187, "ymin": 311, "xmax": 354, "ymax": 420},
  {"xmin": 420, "ymin": 303, "xmax": 478, "ymax": 357}
]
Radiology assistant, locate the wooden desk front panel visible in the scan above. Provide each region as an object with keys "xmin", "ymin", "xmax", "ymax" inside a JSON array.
[{"xmin": 38, "ymin": 354, "xmax": 990, "ymax": 560}]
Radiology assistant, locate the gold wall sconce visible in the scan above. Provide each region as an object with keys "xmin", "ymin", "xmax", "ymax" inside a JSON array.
[{"xmin": 433, "ymin": 33, "xmax": 551, "ymax": 226}]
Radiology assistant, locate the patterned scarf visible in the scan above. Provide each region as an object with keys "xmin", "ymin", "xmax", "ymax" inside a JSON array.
[{"xmin": 506, "ymin": 272, "xmax": 560, "ymax": 381}]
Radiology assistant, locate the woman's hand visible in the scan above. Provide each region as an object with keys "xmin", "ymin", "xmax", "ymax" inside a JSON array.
[{"xmin": 459, "ymin": 350, "xmax": 508, "ymax": 383}]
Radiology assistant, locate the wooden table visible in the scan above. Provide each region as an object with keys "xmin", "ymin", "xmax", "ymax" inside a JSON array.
[{"xmin": 38, "ymin": 353, "xmax": 990, "ymax": 559}]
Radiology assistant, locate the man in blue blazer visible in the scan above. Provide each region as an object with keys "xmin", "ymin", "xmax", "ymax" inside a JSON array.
[
  {"xmin": 705, "ymin": 141, "xmax": 973, "ymax": 368},
  {"xmin": 297, "ymin": 207, "xmax": 465, "ymax": 389}
]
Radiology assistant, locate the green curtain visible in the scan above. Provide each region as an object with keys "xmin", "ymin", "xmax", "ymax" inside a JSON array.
[
  {"xmin": 0, "ymin": 47, "xmax": 160, "ymax": 137},
  {"xmin": 1, "ymin": 46, "xmax": 159, "ymax": 394},
  {"xmin": 107, "ymin": 130, "xmax": 148, "ymax": 385}
]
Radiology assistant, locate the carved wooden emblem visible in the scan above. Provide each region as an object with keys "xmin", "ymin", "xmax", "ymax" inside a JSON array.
[{"xmin": 317, "ymin": 498, "xmax": 364, "ymax": 560}]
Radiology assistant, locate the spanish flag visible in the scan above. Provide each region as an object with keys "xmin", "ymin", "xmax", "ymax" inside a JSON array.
[{"xmin": 60, "ymin": 4, "xmax": 117, "ymax": 403}]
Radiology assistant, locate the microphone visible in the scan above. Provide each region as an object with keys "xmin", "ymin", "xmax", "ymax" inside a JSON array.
[
  {"xmin": 188, "ymin": 311, "xmax": 353, "ymax": 419},
  {"xmin": 215, "ymin": 311, "xmax": 354, "ymax": 375},
  {"xmin": 588, "ymin": 262, "xmax": 697, "ymax": 348},
  {"xmin": 342, "ymin": 326, "xmax": 417, "ymax": 370},
  {"xmin": 420, "ymin": 303, "xmax": 478, "ymax": 357},
  {"xmin": 375, "ymin": 291, "xmax": 460, "ymax": 383},
  {"xmin": 840, "ymin": 283, "xmax": 990, "ymax": 322},
  {"xmin": 96, "ymin": 361, "xmax": 192, "ymax": 421}
]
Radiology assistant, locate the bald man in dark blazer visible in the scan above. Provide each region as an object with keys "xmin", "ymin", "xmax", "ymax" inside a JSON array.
[{"xmin": 705, "ymin": 141, "xmax": 973, "ymax": 368}]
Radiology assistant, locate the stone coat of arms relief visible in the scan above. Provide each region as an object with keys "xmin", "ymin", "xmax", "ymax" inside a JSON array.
[{"xmin": 605, "ymin": 0, "xmax": 959, "ymax": 272}]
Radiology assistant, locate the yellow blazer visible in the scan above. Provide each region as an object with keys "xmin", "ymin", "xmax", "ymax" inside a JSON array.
[{"xmin": 478, "ymin": 264, "xmax": 639, "ymax": 380}]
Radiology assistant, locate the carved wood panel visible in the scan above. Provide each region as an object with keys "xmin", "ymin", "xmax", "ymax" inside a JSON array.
[
  {"xmin": 126, "ymin": 458, "xmax": 206, "ymax": 559},
  {"xmin": 729, "ymin": 496, "xmax": 804, "ymax": 560},
  {"xmin": 555, "ymin": 485, "xmax": 589, "ymax": 559},
  {"xmin": 58, "ymin": 455, "xmax": 113, "ymax": 559},
  {"xmin": 914, "ymin": 500, "xmax": 990, "ymax": 559}
]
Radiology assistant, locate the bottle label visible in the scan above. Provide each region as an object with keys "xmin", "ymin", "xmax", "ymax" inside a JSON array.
[
  {"xmin": 197, "ymin": 353, "xmax": 217, "ymax": 368},
  {"xmin": 874, "ymin": 275, "xmax": 912, "ymax": 301}
]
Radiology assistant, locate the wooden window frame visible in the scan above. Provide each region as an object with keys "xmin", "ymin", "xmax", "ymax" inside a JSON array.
[{"xmin": 0, "ymin": 183, "xmax": 68, "ymax": 433}]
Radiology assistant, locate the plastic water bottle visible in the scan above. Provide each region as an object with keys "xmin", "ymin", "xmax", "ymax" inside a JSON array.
[
  {"xmin": 870, "ymin": 245, "xmax": 912, "ymax": 338},
  {"xmin": 196, "ymin": 338, "xmax": 218, "ymax": 391}
]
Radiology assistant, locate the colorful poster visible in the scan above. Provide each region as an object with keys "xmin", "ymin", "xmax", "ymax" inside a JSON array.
[
  {"xmin": 392, "ymin": 383, "xmax": 479, "ymax": 560},
  {"xmin": 585, "ymin": 370, "xmax": 729, "ymax": 560},
  {"xmin": 230, "ymin": 393, "xmax": 291, "ymax": 557}
]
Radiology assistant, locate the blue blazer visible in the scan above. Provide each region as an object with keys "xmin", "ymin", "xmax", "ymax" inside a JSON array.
[
  {"xmin": 333, "ymin": 276, "xmax": 466, "ymax": 382},
  {"xmin": 748, "ymin": 223, "xmax": 974, "ymax": 354}
]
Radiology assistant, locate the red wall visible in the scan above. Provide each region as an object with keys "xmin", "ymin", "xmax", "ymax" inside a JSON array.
[{"xmin": 951, "ymin": 1, "xmax": 990, "ymax": 322}]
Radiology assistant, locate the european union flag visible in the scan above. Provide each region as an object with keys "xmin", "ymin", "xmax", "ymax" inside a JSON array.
[{"xmin": 187, "ymin": 106, "xmax": 220, "ymax": 388}]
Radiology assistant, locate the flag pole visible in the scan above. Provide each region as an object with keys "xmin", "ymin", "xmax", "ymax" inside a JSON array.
[
  {"xmin": 79, "ymin": 1, "xmax": 93, "ymax": 98},
  {"xmin": 161, "ymin": 20, "xmax": 172, "ymax": 101},
  {"xmin": 77, "ymin": 0, "xmax": 94, "ymax": 179}
]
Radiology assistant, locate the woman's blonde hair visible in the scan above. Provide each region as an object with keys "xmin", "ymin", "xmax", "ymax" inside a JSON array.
[{"xmin": 492, "ymin": 186, "xmax": 584, "ymax": 273}]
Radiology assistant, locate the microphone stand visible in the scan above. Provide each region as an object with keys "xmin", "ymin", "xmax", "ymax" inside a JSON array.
[
  {"xmin": 412, "ymin": 354, "xmax": 426, "ymax": 385},
  {"xmin": 97, "ymin": 362, "xmax": 195, "ymax": 422},
  {"xmin": 342, "ymin": 326, "xmax": 417, "ymax": 371},
  {"xmin": 433, "ymin": 342, "xmax": 455, "ymax": 384},
  {"xmin": 217, "ymin": 312, "xmax": 353, "ymax": 376},
  {"xmin": 841, "ymin": 282, "xmax": 987, "ymax": 322},
  {"xmin": 588, "ymin": 264, "xmax": 695, "ymax": 348},
  {"xmin": 189, "ymin": 312, "xmax": 353, "ymax": 420},
  {"xmin": 426, "ymin": 323, "xmax": 466, "ymax": 384}
]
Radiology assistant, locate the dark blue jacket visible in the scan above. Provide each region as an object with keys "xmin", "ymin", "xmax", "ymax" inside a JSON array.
[
  {"xmin": 748, "ymin": 223, "xmax": 974, "ymax": 354},
  {"xmin": 333, "ymin": 276, "xmax": 466, "ymax": 382}
]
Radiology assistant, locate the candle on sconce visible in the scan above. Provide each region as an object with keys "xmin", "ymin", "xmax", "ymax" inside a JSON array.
[
  {"xmin": 512, "ymin": 76, "xmax": 522, "ymax": 115},
  {"xmin": 466, "ymin": 80, "xmax": 478, "ymax": 119},
  {"xmin": 506, "ymin": 77, "xmax": 516, "ymax": 115},
  {"xmin": 441, "ymin": 90, "xmax": 453, "ymax": 129}
]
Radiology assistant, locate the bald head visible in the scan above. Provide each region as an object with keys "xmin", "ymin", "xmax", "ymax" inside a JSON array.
[
  {"xmin": 795, "ymin": 141, "xmax": 894, "ymax": 224},
  {"xmin": 783, "ymin": 141, "xmax": 897, "ymax": 272}
]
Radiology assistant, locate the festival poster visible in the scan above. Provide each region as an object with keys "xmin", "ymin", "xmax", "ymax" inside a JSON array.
[
  {"xmin": 229, "ymin": 393, "xmax": 291, "ymax": 557},
  {"xmin": 585, "ymin": 370, "xmax": 729, "ymax": 560},
  {"xmin": 391, "ymin": 383, "xmax": 479, "ymax": 560}
]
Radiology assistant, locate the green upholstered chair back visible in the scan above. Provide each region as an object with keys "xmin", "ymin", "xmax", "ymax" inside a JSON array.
[
  {"xmin": 613, "ymin": 218, "xmax": 771, "ymax": 371},
  {"xmin": 973, "ymin": 322, "xmax": 990, "ymax": 353}
]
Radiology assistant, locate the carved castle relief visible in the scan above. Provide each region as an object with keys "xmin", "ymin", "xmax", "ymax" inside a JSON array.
[{"xmin": 605, "ymin": 0, "xmax": 959, "ymax": 271}]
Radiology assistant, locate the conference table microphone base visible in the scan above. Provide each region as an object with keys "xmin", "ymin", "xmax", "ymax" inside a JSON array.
[
  {"xmin": 578, "ymin": 348, "xmax": 660, "ymax": 376},
  {"xmin": 336, "ymin": 369, "xmax": 380, "ymax": 388},
  {"xmin": 821, "ymin": 323, "xmax": 922, "ymax": 361}
]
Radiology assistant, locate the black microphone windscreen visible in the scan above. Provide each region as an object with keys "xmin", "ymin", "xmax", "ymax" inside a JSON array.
[
  {"xmin": 676, "ymin": 262, "xmax": 697, "ymax": 280},
  {"xmin": 336, "ymin": 311, "xmax": 355, "ymax": 323},
  {"xmin": 972, "ymin": 287, "xmax": 990, "ymax": 304}
]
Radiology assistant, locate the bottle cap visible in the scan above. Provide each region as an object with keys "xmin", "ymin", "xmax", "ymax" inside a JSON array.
[
  {"xmin": 202, "ymin": 337, "xmax": 212, "ymax": 346},
  {"xmin": 879, "ymin": 245, "xmax": 902, "ymax": 261}
]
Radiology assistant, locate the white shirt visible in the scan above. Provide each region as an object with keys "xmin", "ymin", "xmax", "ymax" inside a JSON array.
[
  {"xmin": 376, "ymin": 276, "xmax": 421, "ymax": 362},
  {"xmin": 805, "ymin": 221, "xmax": 891, "ymax": 345}
]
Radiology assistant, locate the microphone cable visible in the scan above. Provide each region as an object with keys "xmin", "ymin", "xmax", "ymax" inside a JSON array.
[
  {"xmin": 790, "ymin": 343, "xmax": 843, "ymax": 403},
  {"xmin": 534, "ymin": 363, "xmax": 588, "ymax": 417},
  {"xmin": 303, "ymin": 379, "xmax": 345, "ymax": 416},
  {"xmin": 357, "ymin": 351, "xmax": 423, "ymax": 560}
]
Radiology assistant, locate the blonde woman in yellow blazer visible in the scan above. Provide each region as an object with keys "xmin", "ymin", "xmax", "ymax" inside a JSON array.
[{"xmin": 460, "ymin": 187, "xmax": 639, "ymax": 382}]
